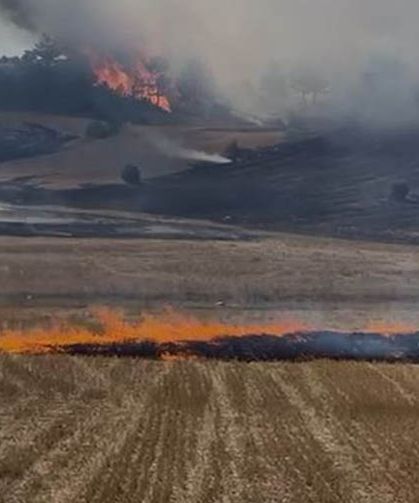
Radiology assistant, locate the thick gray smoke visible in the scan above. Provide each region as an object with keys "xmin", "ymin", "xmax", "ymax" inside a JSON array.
[{"xmin": 2, "ymin": 0, "xmax": 419, "ymax": 124}]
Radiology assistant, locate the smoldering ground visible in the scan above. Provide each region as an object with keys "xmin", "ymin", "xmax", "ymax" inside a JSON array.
[
  {"xmin": 4, "ymin": 306, "xmax": 419, "ymax": 362},
  {"xmin": 2, "ymin": 0, "xmax": 419, "ymax": 122},
  {"xmin": 57, "ymin": 331, "xmax": 419, "ymax": 362}
]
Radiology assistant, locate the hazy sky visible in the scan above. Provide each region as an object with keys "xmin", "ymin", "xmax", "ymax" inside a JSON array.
[
  {"xmin": 1, "ymin": 0, "xmax": 419, "ymax": 122},
  {"xmin": 0, "ymin": 17, "xmax": 33, "ymax": 55},
  {"xmin": 0, "ymin": 0, "xmax": 410, "ymax": 74}
]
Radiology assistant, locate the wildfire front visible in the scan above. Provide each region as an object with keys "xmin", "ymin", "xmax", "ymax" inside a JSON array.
[{"xmin": 89, "ymin": 51, "xmax": 172, "ymax": 112}]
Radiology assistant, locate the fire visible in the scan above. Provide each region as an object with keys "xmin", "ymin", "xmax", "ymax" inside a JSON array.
[
  {"xmin": 90, "ymin": 52, "xmax": 172, "ymax": 112},
  {"xmin": 2, "ymin": 308, "xmax": 419, "ymax": 362},
  {"xmin": 0, "ymin": 307, "xmax": 307, "ymax": 356}
]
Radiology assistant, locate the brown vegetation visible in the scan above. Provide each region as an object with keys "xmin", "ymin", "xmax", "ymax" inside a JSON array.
[
  {"xmin": 1, "ymin": 233, "xmax": 419, "ymax": 330},
  {"xmin": 0, "ymin": 357, "xmax": 418, "ymax": 502}
]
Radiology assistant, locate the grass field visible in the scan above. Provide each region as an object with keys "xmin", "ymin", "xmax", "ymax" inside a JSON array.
[
  {"xmin": 2, "ymin": 232, "xmax": 419, "ymax": 330},
  {"xmin": 0, "ymin": 357, "xmax": 418, "ymax": 503}
]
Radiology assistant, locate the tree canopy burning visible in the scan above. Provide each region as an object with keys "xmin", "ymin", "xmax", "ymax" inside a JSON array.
[
  {"xmin": 89, "ymin": 51, "xmax": 172, "ymax": 112},
  {"xmin": 4, "ymin": 0, "xmax": 419, "ymax": 123},
  {"xmin": 0, "ymin": 34, "xmax": 225, "ymax": 121}
]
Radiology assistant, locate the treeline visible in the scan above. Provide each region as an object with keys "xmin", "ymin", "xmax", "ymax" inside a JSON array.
[
  {"xmin": 0, "ymin": 36, "xmax": 167, "ymax": 123},
  {"xmin": 0, "ymin": 35, "xmax": 228, "ymax": 123}
]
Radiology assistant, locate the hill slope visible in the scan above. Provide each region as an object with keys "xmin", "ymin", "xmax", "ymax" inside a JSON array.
[{"xmin": 0, "ymin": 112, "xmax": 282, "ymax": 189}]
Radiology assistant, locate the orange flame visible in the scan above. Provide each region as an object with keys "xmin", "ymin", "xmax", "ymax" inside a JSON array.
[
  {"xmin": 4, "ymin": 308, "xmax": 416, "ymax": 359},
  {"xmin": 90, "ymin": 52, "xmax": 171, "ymax": 112},
  {"xmin": 0, "ymin": 308, "xmax": 307, "ymax": 356}
]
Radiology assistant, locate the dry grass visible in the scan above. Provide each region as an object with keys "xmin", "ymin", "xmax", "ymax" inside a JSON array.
[
  {"xmin": 0, "ymin": 357, "xmax": 418, "ymax": 502},
  {"xmin": 2, "ymin": 233, "xmax": 419, "ymax": 330}
]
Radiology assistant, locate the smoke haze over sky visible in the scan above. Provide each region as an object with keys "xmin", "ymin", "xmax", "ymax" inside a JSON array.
[
  {"xmin": 1, "ymin": 1, "xmax": 419, "ymax": 122},
  {"xmin": 0, "ymin": 17, "xmax": 33, "ymax": 55}
]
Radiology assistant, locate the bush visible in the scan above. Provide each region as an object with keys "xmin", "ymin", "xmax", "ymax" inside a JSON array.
[
  {"xmin": 85, "ymin": 121, "xmax": 120, "ymax": 140},
  {"xmin": 224, "ymin": 140, "xmax": 240, "ymax": 162},
  {"xmin": 121, "ymin": 164, "xmax": 142, "ymax": 186}
]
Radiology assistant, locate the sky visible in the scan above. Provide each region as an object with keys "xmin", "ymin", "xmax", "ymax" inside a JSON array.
[
  {"xmin": 1, "ymin": 1, "xmax": 419, "ymax": 123},
  {"xmin": 0, "ymin": 17, "xmax": 33, "ymax": 55}
]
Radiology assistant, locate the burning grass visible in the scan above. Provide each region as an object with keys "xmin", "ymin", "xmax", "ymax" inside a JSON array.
[
  {"xmin": 2, "ymin": 307, "xmax": 419, "ymax": 362},
  {"xmin": 0, "ymin": 307, "xmax": 307, "ymax": 356}
]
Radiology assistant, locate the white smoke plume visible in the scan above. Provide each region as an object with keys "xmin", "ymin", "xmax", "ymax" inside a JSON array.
[
  {"xmin": 2, "ymin": 0, "xmax": 419, "ymax": 124},
  {"xmin": 171, "ymin": 148, "xmax": 231, "ymax": 165},
  {"xmin": 144, "ymin": 130, "xmax": 231, "ymax": 164}
]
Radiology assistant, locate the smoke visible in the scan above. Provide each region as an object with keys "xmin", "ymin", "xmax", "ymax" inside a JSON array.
[
  {"xmin": 0, "ymin": 0, "xmax": 33, "ymax": 30},
  {"xmin": 2, "ymin": 0, "xmax": 419, "ymax": 123},
  {"xmin": 144, "ymin": 131, "xmax": 231, "ymax": 164},
  {"xmin": 171, "ymin": 148, "xmax": 231, "ymax": 165}
]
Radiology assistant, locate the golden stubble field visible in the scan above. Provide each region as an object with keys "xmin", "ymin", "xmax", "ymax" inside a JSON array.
[
  {"xmin": 0, "ymin": 357, "xmax": 419, "ymax": 503},
  {"xmin": 1, "ymin": 232, "xmax": 419, "ymax": 502}
]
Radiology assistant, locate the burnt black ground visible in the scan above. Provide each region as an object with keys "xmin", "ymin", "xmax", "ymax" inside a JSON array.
[
  {"xmin": 61, "ymin": 330, "xmax": 419, "ymax": 362},
  {"xmin": 0, "ymin": 122, "xmax": 76, "ymax": 162},
  {"xmin": 3, "ymin": 123, "xmax": 419, "ymax": 243}
]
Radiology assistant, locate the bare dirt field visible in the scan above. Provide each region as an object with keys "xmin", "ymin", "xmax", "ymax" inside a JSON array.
[{"xmin": 0, "ymin": 357, "xmax": 418, "ymax": 503}]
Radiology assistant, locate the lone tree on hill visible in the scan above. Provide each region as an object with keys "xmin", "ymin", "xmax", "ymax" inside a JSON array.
[
  {"xmin": 291, "ymin": 69, "xmax": 329, "ymax": 106},
  {"xmin": 224, "ymin": 140, "xmax": 240, "ymax": 162},
  {"xmin": 22, "ymin": 34, "xmax": 65, "ymax": 67}
]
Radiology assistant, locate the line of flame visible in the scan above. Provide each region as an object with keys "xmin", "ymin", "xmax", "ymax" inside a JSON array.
[
  {"xmin": 1, "ymin": 307, "xmax": 416, "ymax": 357},
  {"xmin": 0, "ymin": 307, "xmax": 307, "ymax": 355}
]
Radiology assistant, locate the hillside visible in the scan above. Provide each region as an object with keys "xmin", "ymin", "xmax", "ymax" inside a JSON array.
[
  {"xmin": 143, "ymin": 124, "xmax": 419, "ymax": 243},
  {"xmin": 3, "ymin": 117, "xmax": 419, "ymax": 244},
  {"xmin": 0, "ymin": 112, "xmax": 282, "ymax": 189}
]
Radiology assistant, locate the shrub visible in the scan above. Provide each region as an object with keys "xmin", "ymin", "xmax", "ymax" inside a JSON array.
[
  {"xmin": 224, "ymin": 140, "xmax": 240, "ymax": 162},
  {"xmin": 85, "ymin": 121, "xmax": 120, "ymax": 140},
  {"xmin": 121, "ymin": 164, "xmax": 142, "ymax": 186}
]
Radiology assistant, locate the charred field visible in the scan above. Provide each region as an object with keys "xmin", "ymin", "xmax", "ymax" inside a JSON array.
[
  {"xmin": 58, "ymin": 331, "xmax": 419, "ymax": 363},
  {"xmin": 3, "ymin": 119, "xmax": 419, "ymax": 243}
]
